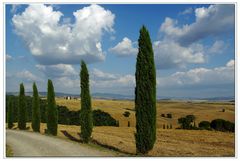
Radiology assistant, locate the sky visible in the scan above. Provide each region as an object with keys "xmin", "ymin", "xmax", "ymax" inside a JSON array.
[{"xmin": 5, "ymin": 3, "xmax": 235, "ymax": 98}]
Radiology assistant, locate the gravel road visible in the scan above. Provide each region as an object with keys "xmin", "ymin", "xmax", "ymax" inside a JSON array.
[{"xmin": 6, "ymin": 129, "xmax": 114, "ymax": 157}]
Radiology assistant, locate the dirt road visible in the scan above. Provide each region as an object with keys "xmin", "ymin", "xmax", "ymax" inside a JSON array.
[{"xmin": 6, "ymin": 129, "xmax": 114, "ymax": 157}]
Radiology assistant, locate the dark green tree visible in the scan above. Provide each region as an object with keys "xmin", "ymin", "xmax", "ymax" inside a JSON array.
[
  {"xmin": 32, "ymin": 82, "xmax": 40, "ymax": 132},
  {"xmin": 18, "ymin": 83, "xmax": 27, "ymax": 130},
  {"xmin": 7, "ymin": 98, "xmax": 14, "ymax": 129},
  {"xmin": 47, "ymin": 79, "xmax": 58, "ymax": 135},
  {"xmin": 80, "ymin": 60, "xmax": 93, "ymax": 143},
  {"xmin": 135, "ymin": 26, "xmax": 156, "ymax": 154}
]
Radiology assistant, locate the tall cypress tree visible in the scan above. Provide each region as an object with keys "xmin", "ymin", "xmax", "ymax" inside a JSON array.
[
  {"xmin": 32, "ymin": 82, "xmax": 40, "ymax": 132},
  {"xmin": 18, "ymin": 83, "xmax": 27, "ymax": 130},
  {"xmin": 7, "ymin": 98, "xmax": 14, "ymax": 129},
  {"xmin": 47, "ymin": 79, "xmax": 58, "ymax": 135},
  {"xmin": 135, "ymin": 26, "xmax": 156, "ymax": 154},
  {"xmin": 80, "ymin": 60, "xmax": 93, "ymax": 143}
]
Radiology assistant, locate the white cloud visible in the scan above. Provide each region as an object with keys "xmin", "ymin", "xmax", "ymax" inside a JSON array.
[
  {"xmin": 208, "ymin": 40, "xmax": 226, "ymax": 54},
  {"xmin": 92, "ymin": 68, "xmax": 117, "ymax": 80},
  {"xmin": 6, "ymin": 54, "xmax": 13, "ymax": 61},
  {"xmin": 179, "ymin": 7, "xmax": 193, "ymax": 15},
  {"xmin": 12, "ymin": 4, "xmax": 115, "ymax": 65},
  {"xmin": 36, "ymin": 64, "xmax": 78, "ymax": 78},
  {"xmin": 90, "ymin": 69, "xmax": 135, "ymax": 88},
  {"xmin": 160, "ymin": 4, "xmax": 234, "ymax": 46},
  {"xmin": 16, "ymin": 70, "xmax": 40, "ymax": 82},
  {"xmin": 153, "ymin": 40, "xmax": 205, "ymax": 69},
  {"xmin": 109, "ymin": 37, "xmax": 137, "ymax": 56},
  {"xmin": 157, "ymin": 59, "xmax": 234, "ymax": 88}
]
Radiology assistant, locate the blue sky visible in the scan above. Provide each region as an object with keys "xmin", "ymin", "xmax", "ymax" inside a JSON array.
[{"xmin": 6, "ymin": 4, "xmax": 235, "ymax": 98}]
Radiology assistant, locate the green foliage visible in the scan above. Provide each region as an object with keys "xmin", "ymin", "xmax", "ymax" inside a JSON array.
[
  {"xmin": 47, "ymin": 79, "xmax": 58, "ymax": 135},
  {"xmin": 91, "ymin": 109, "xmax": 119, "ymax": 126},
  {"xmin": 32, "ymin": 83, "xmax": 40, "ymax": 132},
  {"xmin": 198, "ymin": 121, "xmax": 211, "ymax": 130},
  {"xmin": 80, "ymin": 61, "xmax": 93, "ymax": 143},
  {"xmin": 135, "ymin": 26, "xmax": 156, "ymax": 154},
  {"xmin": 7, "ymin": 98, "xmax": 14, "ymax": 129},
  {"xmin": 166, "ymin": 113, "xmax": 172, "ymax": 118},
  {"xmin": 123, "ymin": 111, "xmax": 130, "ymax": 117},
  {"xmin": 18, "ymin": 83, "xmax": 27, "ymax": 130},
  {"xmin": 210, "ymin": 119, "xmax": 234, "ymax": 132},
  {"xmin": 178, "ymin": 115, "xmax": 196, "ymax": 129}
]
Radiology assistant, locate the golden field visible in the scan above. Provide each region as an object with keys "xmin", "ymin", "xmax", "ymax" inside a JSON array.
[
  {"xmin": 56, "ymin": 98, "xmax": 234, "ymax": 128},
  {"xmin": 8, "ymin": 98, "xmax": 235, "ymax": 156},
  {"xmin": 55, "ymin": 98, "xmax": 235, "ymax": 156}
]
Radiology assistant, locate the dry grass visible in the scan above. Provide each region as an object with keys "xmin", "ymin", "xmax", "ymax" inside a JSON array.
[
  {"xmin": 56, "ymin": 98, "xmax": 235, "ymax": 128},
  {"xmin": 8, "ymin": 99, "xmax": 234, "ymax": 156},
  {"xmin": 9, "ymin": 123, "xmax": 234, "ymax": 156}
]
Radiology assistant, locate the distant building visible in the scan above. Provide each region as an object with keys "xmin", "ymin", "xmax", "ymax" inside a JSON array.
[{"xmin": 66, "ymin": 96, "xmax": 71, "ymax": 100}]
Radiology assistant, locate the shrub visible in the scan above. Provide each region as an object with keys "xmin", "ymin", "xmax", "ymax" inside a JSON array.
[
  {"xmin": 163, "ymin": 124, "xmax": 165, "ymax": 129},
  {"xmin": 161, "ymin": 114, "xmax": 165, "ymax": 117},
  {"xmin": 123, "ymin": 111, "xmax": 130, "ymax": 117},
  {"xmin": 210, "ymin": 119, "xmax": 234, "ymax": 132},
  {"xmin": 92, "ymin": 109, "xmax": 118, "ymax": 126},
  {"xmin": 128, "ymin": 121, "xmax": 130, "ymax": 127},
  {"xmin": 222, "ymin": 109, "xmax": 225, "ymax": 112},
  {"xmin": 167, "ymin": 113, "xmax": 172, "ymax": 118},
  {"xmin": 199, "ymin": 121, "xmax": 211, "ymax": 129}
]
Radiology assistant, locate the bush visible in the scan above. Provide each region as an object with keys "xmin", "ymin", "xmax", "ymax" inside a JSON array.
[
  {"xmin": 123, "ymin": 111, "xmax": 130, "ymax": 117},
  {"xmin": 167, "ymin": 113, "xmax": 172, "ymax": 118},
  {"xmin": 199, "ymin": 121, "xmax": 211, "ymax": 129},
  {"xmin": 128, "ymin": 121, "xmax": 130, "ymax": 127},
  {"xmin": 161, "ymin": 114, "xmax": 165, "ymax": 117},
  {"xmin": 92, "ymin": 109, "xmax": 119, "ymax": 126},
  {"xmin": 222, "ymin": 109, "xmax": 225, "ymax": 112},
  {"xmin": 210, "ymin": 119, "xmax": 234, "ymax": 132}
]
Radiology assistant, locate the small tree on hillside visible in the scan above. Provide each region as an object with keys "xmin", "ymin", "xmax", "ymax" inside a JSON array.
[
  {"xmin": 135, "ymin": 26, "xmax": 156, "ymax": 154},
  {"xmin": 80, "ymin": 60, "xmax": 93, "ymax": 143},
  {"xmin": 32, "ymin": 82, "xmax": 40, "ymax": 132},
  {"xmin": 18, "ymin": 83, "xmax": 27, "ymax": 130},
  {"xmin": 47, "ymin": 79, "xmax": 58, "ymax": 135},
  {"xmin": 7, "ymin": 98, "xmax": 14, "ymax": 129}
]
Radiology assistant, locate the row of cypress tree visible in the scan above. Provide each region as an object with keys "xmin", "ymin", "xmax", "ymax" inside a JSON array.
[
  {"xmin": 8, "ymin": 80, "xmax": 58, "ymax": 136},
  {"xmin": 7, "ymin": 25, "xmax": 156, "ymax": 154}
]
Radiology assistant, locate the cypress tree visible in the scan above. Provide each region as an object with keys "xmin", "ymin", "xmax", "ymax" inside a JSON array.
[
  {"xmin": 80, "ymin": 60, "xmax": 93, "ymax": 143},
  {"xmin": 18, "ymin": 83, "xmax": 27, "ymax": 130},
  {"xmin": 7, "ymin": 98, "xmax": 14, "ymax": 129},
  {"xmin": 47, "ymin": 79, "xmax": 58, "ymax": 135},
  {"xmin": 135, "ymin": 26, "xmax": 156, "ymax": 154},
  {"xmin": 32, "ymin": 82, "xmax": 40, "ymax": 132}
]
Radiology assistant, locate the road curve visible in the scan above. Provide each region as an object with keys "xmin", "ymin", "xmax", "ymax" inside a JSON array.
[{"xmin": 6, "ymin": 130, "xmax": 114, "ymax": 157}]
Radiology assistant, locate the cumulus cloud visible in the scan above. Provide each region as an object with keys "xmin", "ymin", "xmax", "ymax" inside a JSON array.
[
  {"xmin": 6, "ymin": 54, "xmax": 13, "ymax": 61},
  {"xmin": 16, "ymin": 70, "xmax": 40, "ymax": 82},
  {"xmin": 160, "ymin": 4, "xmax": 234, "ymax": 46},
  {"xmin": 157, "ymin": 59, "xmax": 234, "ymax": 88},
  {"xmin": 12, "ymin": 4, "xmax": 115, "ymax": 65},
  {"xmin": 153, "ymin": 40, "xmax": 205, "ymax": 69},
  {"xmin": 36, "ymin": 64, "xmax": 78, "ymax": 78},
  {"xmin": 109, "ymin": 37, "xmax": 137, "ymax": 56}
]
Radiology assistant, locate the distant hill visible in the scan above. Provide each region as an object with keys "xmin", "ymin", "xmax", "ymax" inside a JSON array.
[{"xmin": 6, "ymin": 91, "xmax": 234, "ymax": 101}]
